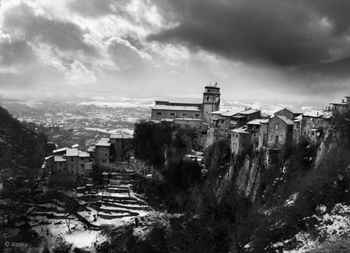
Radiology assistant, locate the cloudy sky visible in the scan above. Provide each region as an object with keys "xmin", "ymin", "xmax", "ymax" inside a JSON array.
[{"xmin": 0, "ymin": 0, "xmax": 350, "ymax": 102}]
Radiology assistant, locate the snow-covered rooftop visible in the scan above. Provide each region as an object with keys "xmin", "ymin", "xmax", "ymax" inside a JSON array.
[
  {"xmin": 78, "ymin": 151, "xmax": 90, "ymax": 158},
  {"xmin": 247, "ymin": 118, "xmax": 267, "ymax": 125},
  {"xmin": 238, "ymin": 108, "xmax": 259, "ymax": 115},
  {"xmin": 276, "ymin": 115, "xmax": 294, "ymax": 125},
  {"xmin": 231, "ymin": 127, "xmax": 250, "ymax": 134},
  {"xmin": 53, "ymin": 147, "xmax": 67, "ymax": 154},
  {"xmin": 66, "ymin": 148, "xmax": 79, "ymax": 156},
  {"xmin": 152, "ymin": 104, "xmax": 201, "ymax": 112},
  {"xmin": 221, "ymin": 108, "xmax": 243, "ymax": 117},
  {"xmin": 303, "ymin": 110, "xmax": 324, "ymax": 118},
  {"xmin": 96, "ymin": 138, "xmax": 111, "ymax": 147},
  {"xmin": 110, "ymin": 134, "xmax": 134, "ymax": 139}
]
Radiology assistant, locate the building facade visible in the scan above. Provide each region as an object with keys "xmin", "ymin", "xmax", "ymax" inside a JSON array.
[
  {"xmin": 202, "ymin": 85, "xmax": 221, "ymax": 123},
  {"xmin": 110, "ymin": 134, "xmax": 134, "ymax": 162},
  {"xmin": 151, "ymin": 84, "xmax": 221, "ymax": 128},
  {"xmin": 95, "ymin": 138, "xmax": 111, "ymax": 168}
]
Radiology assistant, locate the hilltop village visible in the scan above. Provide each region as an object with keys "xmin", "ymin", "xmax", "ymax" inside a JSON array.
[
  {"xmin": 3, "ymin": 85, "xmax": 350, "ymax": 252},
  {"xmin": 151, "ymin": 84, "xmax": 348, "ymax": 157},
  {"xmin": 41, "ymin": 83, "xmax": 350, "ymax": 184}
]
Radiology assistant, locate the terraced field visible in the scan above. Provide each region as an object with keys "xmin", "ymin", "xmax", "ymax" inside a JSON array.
[{"xmin": 10, "ymin": 166, "xmax": 154, "ymax": 250}]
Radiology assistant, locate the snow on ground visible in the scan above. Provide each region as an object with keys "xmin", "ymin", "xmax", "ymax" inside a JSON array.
[
  {"xmin": 283, "ymin": 203, "xmax": 350, "ymax": 252},
  {"xmin": 64, "ymin": 230, "xmax": 106, "ymax": 250},
  {"xmin": 284, "ymin": 193, "xmax": 299, "ymax": 207}
]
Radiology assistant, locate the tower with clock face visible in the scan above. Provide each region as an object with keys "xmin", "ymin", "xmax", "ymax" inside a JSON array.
[{"xmin": 202, "ymin": 83, "xmax": 221, "ymax": 123}]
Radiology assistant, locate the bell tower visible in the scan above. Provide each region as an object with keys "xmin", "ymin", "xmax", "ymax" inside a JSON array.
[{"xmin": 202, "ymin": 82, "xmax": 220, "ymax": 123}]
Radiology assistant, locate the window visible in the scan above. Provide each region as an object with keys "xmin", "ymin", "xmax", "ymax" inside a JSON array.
[
  {"xmin": 71, "ymin": 158, "xmax": 73, "ymax": 162},
  {"xmin": 183, "ymin": 113, "xmax": 187, "ymax": 117},
  {"xmin": 275, "ymin": 124, "xmax": 279, "ymax": 130},
  {"xmin": 195, "ymin": 114, "xmax": 200, "ymax": 118},
  {"xmin": 206, "ymin": 96, "xmax": 209, "ymax": 101},
  {"xmin": 105, "ymin": 153, "xmax": 107, "ymax": 157},
  {"xmin": 170, "ymin": 113, "xmax": 175, "ymax": 116},
  {"xmin": 157, "ymin": 112, "xmax": 161, "ymax": 115}
]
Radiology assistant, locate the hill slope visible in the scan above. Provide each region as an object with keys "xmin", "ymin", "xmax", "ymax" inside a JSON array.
[{"xmin": 0, "ymin": 106, "xmax": 50, "ymax": 178}]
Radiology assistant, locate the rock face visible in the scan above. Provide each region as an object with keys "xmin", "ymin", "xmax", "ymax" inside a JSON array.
[{"xmin": 235, "ymin": 155, "xmax": 262, "ymax": 202}]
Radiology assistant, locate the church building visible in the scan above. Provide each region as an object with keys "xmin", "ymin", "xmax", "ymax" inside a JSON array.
[{"xmin": 151, "ymin": 84, "xmax": 221, "ymax": 127}]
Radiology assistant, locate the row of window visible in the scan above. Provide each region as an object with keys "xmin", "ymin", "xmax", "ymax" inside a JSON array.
[{"xmin": 156, "ymin": 112, "xmax": 200, "ymax": 118}]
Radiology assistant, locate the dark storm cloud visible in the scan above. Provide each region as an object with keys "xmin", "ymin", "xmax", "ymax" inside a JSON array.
[
  {"xmin": 307, "ymin": 0, "xmax": 350, "ymax": 36},
  {"xmin": 149, "ymin": 0, "xmax": 350, "ymax": 76},
  {"xmin": 3, "ymin": 3, "xmax": 98, "ymax": 56}
]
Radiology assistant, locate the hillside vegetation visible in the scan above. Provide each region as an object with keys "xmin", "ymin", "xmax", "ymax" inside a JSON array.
[{"xmin": 0, "ymin": 106, "xmax": 52, "ymax": 178}]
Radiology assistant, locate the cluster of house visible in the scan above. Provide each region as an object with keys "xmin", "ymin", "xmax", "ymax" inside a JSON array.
[
  {"xmin": 42, "ymin": 134, "xmax": 134, "ymax": 183},
  {"xmin": 151, "ymin": 84, "xmax": 350, "ymax": 156}
]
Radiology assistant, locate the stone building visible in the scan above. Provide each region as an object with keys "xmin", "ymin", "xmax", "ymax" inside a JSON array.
[
  {"xmin": 210, "ymin": 108, "xmax": 261, "ymax": 140},
  {"xmin": 95, "ymin": 138, "xmax": 111, "ymax": 168},
  {"xmin": 151, "ymin": 101, "xmax": 202, "ymax": 121},
  {"xmin": 110, "ymin": 134, "xmax": 134, "ymax": 162},
  {"xmin": 231, "ymin": 127, "xmax": 251, "ymax": 155},
  {"xmin": 202, "ymin": 85, "xmax": 221, "ymax": 123},
  {"xmin": 230, "ymin": 118, "xmax": 267, "ymax": 155},
  {"xmin": 331, "ymin": 96, "xmax": 350, "ymax": 115},
  {"xmin": 266, "ymin": 115, "xmax": 294, "ymax": 150},
  {"xmin": 257, "ymin": 108, "xmax": 295, "ymax": 150},
  {"xmin": 94, "ymin": 134, "xmax": 135, "ymax": 168},
  {"xmin": 246, "ymin": 119, "xmax": 267, "ymax": 149},
  {"xmin": 301, "ymin": 110, "xmax": 332, "ymax": 143},
  {"xmin": 273, "ymin": 108, "xmax": 294, "ymax": 120},
  {"xmin": 151, "ymin": 84, "xmax": 221, "ymax": 127},
  {"xmin": 44, "ymin": 146, "xmax": 93, "ymax": 184},
  {"xmin": 174, "ymin": 118, "xmax": 202, "ymax": 129}
]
